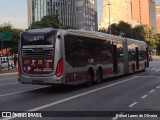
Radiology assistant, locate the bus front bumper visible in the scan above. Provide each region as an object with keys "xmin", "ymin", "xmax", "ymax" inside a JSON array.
[{"xmin": 18, "ymin": 75, "xmax": 63, "ymax": 85}]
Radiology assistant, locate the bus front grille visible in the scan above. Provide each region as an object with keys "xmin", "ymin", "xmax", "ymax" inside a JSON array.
[{"xmin": 22, "ymin": 49, "xmax": 54, "ymax": 57}]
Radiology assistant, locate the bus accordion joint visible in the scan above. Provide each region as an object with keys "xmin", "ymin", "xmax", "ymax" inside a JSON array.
[{"xmin": 56, "ymin": 58, "xmax": 64, "ymax": 77}]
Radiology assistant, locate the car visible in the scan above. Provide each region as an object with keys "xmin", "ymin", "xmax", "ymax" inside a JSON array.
[{"xmin": 0, "ymin": 59, "xmax": 14, "ymax": 69}]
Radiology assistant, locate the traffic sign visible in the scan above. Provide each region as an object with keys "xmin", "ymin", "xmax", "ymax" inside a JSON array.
[{"xmin": 0, "ymin": 32, "xmax": 12, "ymax": 41}]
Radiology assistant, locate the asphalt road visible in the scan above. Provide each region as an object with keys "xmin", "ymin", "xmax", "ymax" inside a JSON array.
[{"xmin": 0, "ymin": 59, "xmax": 160, "ymax": 120}]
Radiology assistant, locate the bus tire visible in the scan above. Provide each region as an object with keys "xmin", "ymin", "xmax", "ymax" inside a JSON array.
[
  {"xmin": 131, "ymin": 64, "xmax": 135, "ymax": 74},
  {"xmin": 96, "ymin": 69, "xmax": 103, "ymax": 84},
  {"xmin": 86, "ymin": 70, "xmax": 94, "ymax": 87}
]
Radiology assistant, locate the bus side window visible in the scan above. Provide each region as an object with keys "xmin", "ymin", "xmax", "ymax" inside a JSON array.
[{"xmin": 65, "ymin": 36, "xmax": 76, "ymax": 67}]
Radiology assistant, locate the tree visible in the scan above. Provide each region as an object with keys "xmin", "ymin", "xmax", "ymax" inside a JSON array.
[
  {"xmin": 61, "ymin": 25, "xmax": 76, "ymax": 29},
  {"xmin": 30, "ymin": 14, "xmax": 60, "ymax": 29},
  {"xmin": 116, "ymin": 21, "xmax": 132, "ymax": 38},
  {"xmin": 109, "ymin": 23, "xmax": 119, "ymax": 35},
  {"xmin": 99, "ymin": 21, "xmax": 157, "ymax": 49},
  {"xmin": 131, "ymin": 25, "xmax": 145, "ymax": 41},
  {"xmin": 98, "ymin": 28, "xmax": 107, "ymax": 33},
  {"xmin": 0, "ymin": 23, "xmax": 23, "ymax": 54}
]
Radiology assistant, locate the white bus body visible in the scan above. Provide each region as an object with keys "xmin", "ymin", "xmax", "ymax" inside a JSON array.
[{"xmin": 18, "ymin": 28, "xmax": 149, "ymax": 85}]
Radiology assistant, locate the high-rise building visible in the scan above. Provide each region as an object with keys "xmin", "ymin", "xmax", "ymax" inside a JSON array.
[
  {"xmin": 156, "ymin": 5, "xmax": 160, "ymax": 34},
  {"xmin": 99, "ymin": 0, "xmax": 132, "ymax": 29},
  {"xmin": 132, "ymin": 0, "xmax": 156, "ymax": 32},
  {"xmin": 76, "ymin": 0, "xmax": 98, "ymax": 30},
  {"xmin": 27, "ymin": 0, "xmax": 98, "ymax": 31}
]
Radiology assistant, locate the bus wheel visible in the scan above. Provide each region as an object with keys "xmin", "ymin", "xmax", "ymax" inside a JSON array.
[
  {"xmin": 131, "ymin": 64, "xmax": 135, "ymax": 74},
  {"xmin": 86, "ymin": 71, "xmax": 93, "ymax": 87},
  {"xmin": 96, "ymin": 69, "xmax": 103, "ymax": 84}
]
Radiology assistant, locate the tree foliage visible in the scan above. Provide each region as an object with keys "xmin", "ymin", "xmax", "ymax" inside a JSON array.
[
  {"xmin": 0, "ymin": 22, "xmax": 23, "ymax": 54},
  {"xmin": 30, "ymin": 14, "xmax": 75, "ymax": 29},
  {"xmin": 30, "ymin": 15, "xmax": 60, "ymax": 29},
  {"xmin": 99, "ymin": 21, "xmax": 158, "ymax": 49}
]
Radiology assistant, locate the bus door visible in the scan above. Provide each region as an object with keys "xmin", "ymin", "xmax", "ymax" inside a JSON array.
[
  {"xmin": 113, "ymin": 45, "xmax": 118, "ymax": 74},
  {"xmin": 135, "ymin": 47, "xmax": 139, "ymax": 69}
]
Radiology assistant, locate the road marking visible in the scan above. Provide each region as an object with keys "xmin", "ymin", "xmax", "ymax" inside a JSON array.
[
  {"xmin": 0, "ymin": 82, "xmax": 18, "ymax": 87},
  {"xmin": 112, "ymin": 112, "xmax": 124, "ymax": 120},
  {"xmin": 129, "ymin": 102, "xmax": 138, "ymax": 108},
  {"xmin": 156, "ymin": 86, "xmax": 160, "ymax": 89},
  {"xmin": 149, "ymin": 89, "xmax": 155, "ymax": 93},
  {"xmin": 0, "ymin": 86, "xmax": 48, "ymax": 97},
  {"xmin": 155, "ymin": 69, "xmax": 160, "ymax": 72},
  {"xmin": 141, "ymin": 95, "xmax": 148, "ymax": 99},
  {"xmin": 140, "ymin": 76, "xmax": 160, "ymax": 78},
  {"xmin": 152, "ymin": 68, "xmax": 156, "ymax": 70},
  {"xmin": 0, "ymin": 76, "xmax": 139, "ymax": 120},
  {"xmin": 27, "ymin": 76, "xmax": 139, "ymax": 111}
]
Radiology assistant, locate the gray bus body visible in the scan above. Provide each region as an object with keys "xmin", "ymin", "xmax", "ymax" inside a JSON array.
[{"xmin": 18, "ymin": 28, "xmax": 149, "ymax": 85}]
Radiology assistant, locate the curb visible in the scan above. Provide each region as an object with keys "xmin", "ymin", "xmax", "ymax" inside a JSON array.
[{"xmin": 0, "ymin": 72, "xmax": 17, "ymax": 76}]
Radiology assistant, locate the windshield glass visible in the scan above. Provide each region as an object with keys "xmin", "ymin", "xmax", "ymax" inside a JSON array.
[{"xmin": 21, "ymin": 30, "xmax": 57, "ymax": 47}]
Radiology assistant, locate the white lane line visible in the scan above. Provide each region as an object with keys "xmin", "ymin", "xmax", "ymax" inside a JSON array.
[
  {"xmin": 112, "ymin": 112, "xmax": 124, "ymax": 120},
  {"xmin": 0, "ymin": 77, "xmax": 17, "ymax": 81},
  {"xmin": 149, "ymin": 89, "xmax": 155, "ymax": 93},
  {"xmin": 0, "ymin": 76, "xmax": 139, "ymax": 120},
  {"xmin": 129, "ymin": 102, "xmax": 138, "ymax": 108},
  {"xmin": 141, "ymin": 95, "xmax": 148, "ymax": 99},
  {"xmin": 28, "ymin": 76, "xmax": 139, "ymax": 111},
  {"xmin": 156, "ymin": 86, "xmax": 160, "ymax": 89},
  {"xmin": 140, "ymin": 76, "xmax": 160, "ymax": 78},
  {"xmin": 155, "ymin": 69, "xmax": 160, "ymax": 72},
  {"xmin": 0, "ymin": 82, "xmax": 18, "ymax": 87},
  {"xmin": 0, "ymin": 86, "xmax": 48, "ymax": 97}
]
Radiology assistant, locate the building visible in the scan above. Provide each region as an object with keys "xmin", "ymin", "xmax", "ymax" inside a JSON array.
[
  {"xmin": 132, "ymin": 0, "xmax": 156, "ymax": 32},
  {"xmin": 156, "ymin": 5, "xmax": 160, "ymax": 34},
  {"xmin": 27, "ymin": 0, "xmax": 98, "ymax": 31},
  {"xmin": 99, "ymin": 0, "xmax": 132, "ymax": 29},
  {"xmin": 27, "ymin": 0, "xmax": 32, "ymax": 27},
  {"xmin": 76, "ymin": 0, "xmax": 98, "ymax": 30}
]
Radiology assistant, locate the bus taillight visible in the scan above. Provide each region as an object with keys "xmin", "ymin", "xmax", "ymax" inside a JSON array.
[{"xmin": 56, "ymin": 59, "xmax": 63, "ymax": 77}]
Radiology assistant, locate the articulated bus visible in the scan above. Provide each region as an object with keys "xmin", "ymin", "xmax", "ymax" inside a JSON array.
[{"xmin": 18, "ymin": 28, "xmax": 149, "ymax": 85}]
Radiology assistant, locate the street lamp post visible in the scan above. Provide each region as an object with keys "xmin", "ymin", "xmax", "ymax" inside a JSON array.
[
  {"xmin": 99, "ymin": 4, "xmax": 108, "ymax": 29},
  {"xmin": 108, "ymin": 1, "xmax": 111, "ymax": 34},
  {"xmin": 99, "ymin": 0, "xmax": 111, "ymax": 34}
]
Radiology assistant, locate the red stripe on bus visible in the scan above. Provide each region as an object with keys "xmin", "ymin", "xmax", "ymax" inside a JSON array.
[
  {"xmin": 103, "ymin": 68, "xmax": 113, "ymax": 75},
  {"xmin": 65, "ymin": 71, "xmax": 87, "ymax": 83}
]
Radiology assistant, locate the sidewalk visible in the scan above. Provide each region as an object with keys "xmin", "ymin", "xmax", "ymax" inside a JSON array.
[
  {"xmin": 151, "ymin": 55, "xmax": 160, "ymax": 59},
  {"xmin": 0, "ymin": 67, "xmax": 17, "ymax": 75}
]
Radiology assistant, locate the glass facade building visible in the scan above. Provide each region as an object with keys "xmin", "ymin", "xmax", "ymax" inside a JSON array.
[{"xmin": 27, "ymin": 0, "xmax": 98, "ymax": 31}]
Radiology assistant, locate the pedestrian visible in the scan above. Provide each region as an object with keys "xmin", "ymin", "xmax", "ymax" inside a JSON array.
[{"xmin": 13, "ymin": 54, "xmax": 17, "ymax": 68}]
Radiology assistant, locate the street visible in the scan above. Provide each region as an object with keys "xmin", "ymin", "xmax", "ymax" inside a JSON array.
[{"xmin": 0, "ymin": 58, "xmax": 160, "ymax": 120}]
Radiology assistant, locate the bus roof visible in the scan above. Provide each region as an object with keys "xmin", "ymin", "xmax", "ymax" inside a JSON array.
[
  {"xmin": 66, "ymin": 29, "xmax": 124, "ymax": 42},
  {"xmin": 25, "ymin": 28, "xmax": 58, "ymax": 33},
  {"xmin": 23, "ymin": 28, "xmax": 147, "ymax": 47}
]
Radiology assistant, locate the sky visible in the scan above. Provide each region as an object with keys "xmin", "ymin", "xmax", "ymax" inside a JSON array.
[{"xmin": 0, "ymin": 0, "xmax": 28, "ymax": 29}]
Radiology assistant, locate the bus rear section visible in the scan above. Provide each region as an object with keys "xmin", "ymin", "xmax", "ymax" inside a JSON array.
[{"xmin": 18, "ymin": 29, "xmax": 64, "ymax": 85}]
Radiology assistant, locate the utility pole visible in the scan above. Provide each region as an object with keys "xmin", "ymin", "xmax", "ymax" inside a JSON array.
[{"xmin": 108, "ymin": 1, "xmax": 111, "ymax": 34}]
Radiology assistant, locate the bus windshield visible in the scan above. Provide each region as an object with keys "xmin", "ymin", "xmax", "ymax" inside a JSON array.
[{"xmin": 21, "ymin": 31, "xmax": 57, "ymax": 47}]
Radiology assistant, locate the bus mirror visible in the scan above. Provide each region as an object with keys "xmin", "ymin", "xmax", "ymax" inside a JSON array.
[{"xmin": 57, "ymin": 35, "xmax": 61, "ymax": 39}]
